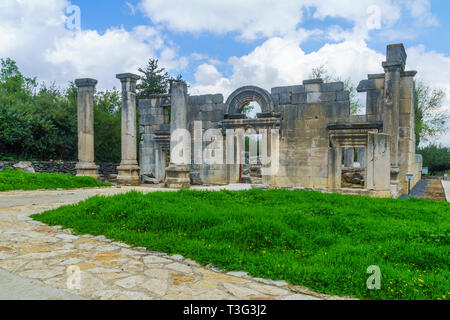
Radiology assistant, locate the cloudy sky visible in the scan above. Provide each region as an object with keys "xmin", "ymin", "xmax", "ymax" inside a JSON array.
[{"xmin": 1, "ymin": 0, "xmax": 449, "ymax": 145}]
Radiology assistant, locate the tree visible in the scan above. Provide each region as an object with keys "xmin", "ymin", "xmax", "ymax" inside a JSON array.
[
  {"xmin": 310, "ymin": 65, "xmax": 361, "ymax": 115},
  {"xmin": 414, "ymin": 81, "xmax": 448, "ymax": 147},
  {"xmin": 137, "ymin": 58, "xmax": 182, "ymax": 99},
  {"xmin": 93, "ymin": 89, "xmax": 122, "ymax": 163},
  {"xmin": 417, "ymin": 144, "xmax": 450, "ymax": 175},
  {"xmin": 0, "ymin": 58, "xmax": 124, "ymax": 163}
]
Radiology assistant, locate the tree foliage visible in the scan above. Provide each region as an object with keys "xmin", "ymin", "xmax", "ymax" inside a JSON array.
[
  {"xmin": 0, "ymin": 57, "xmax": 182, "ymax": 163},
  {"xmin": 136, "ymin": 58, "xmax": 182, "ymax": 99},
  {"xmin": 0, "ymin": 58, "xmax": 122, "ymax": 162},
  {"xmin": 414, "ymin": 81, "xmax": 448, "ymax": 147},
  {"xmin": 417, "ymin": 144, "xmax": 450, "ymax": 175}
]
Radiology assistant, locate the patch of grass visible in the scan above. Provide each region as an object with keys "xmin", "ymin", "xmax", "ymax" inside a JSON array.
[
  {"xmin": 32, "ymin": 189, "xmax": 449, "ymax": 300},
  {"xmin": 0, "ymin": 169, "xmax": 111, "ymax": 191}
]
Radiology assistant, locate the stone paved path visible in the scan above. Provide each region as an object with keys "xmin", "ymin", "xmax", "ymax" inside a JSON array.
[
  {"xmin": 0, "ymin": 187, "xmax": 346, "ymax": 300},
  {"xmin": 401, "ymin": 179, "xmax": 448, "ymax": 202}
]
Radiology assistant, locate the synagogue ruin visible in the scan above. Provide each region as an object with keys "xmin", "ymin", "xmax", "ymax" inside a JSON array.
[{"xmin": 75, "ymin": 43, "xmax": 422, "ymax": 198}]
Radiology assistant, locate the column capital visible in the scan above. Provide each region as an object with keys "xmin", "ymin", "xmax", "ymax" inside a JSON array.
[
  {"xmin": 382, "ymin": 43, "xmax": 407, "ymax": 71},
  {"xmin": 75, "ymin": 78, "xmax": 97, "ymax": 88},
  {"xmin": 116, "ymin": 73, "xmax": 140, "ymax": 82}
]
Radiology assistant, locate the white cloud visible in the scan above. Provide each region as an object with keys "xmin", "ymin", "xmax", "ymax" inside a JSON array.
[
  {"xmin": 0, "ymin": 0, "xmax": 186, "ymax": 90},
  {"xmin": 139, "ymin": 0, "xmax": 436, "ymax": 42},
  {"xmin": 194, "ymin": 64, "xmax": 223, "ymax": 85},
  {"xmin": 407, "ymin": 0, "xmax": 439, "ymax": 27},
  {"xmin": 407, "ymin": 45, "xmax": 450, "ymax": 146},
  {"xmin": 191, "ymin": 38, "xmax": 384, "ymax": 96},
  {"xmin": 190, "ymin": 37, "xmax": 450, "ymax": 145},
  {"xmin": 125, "ymin": 2, "xmax": 136, "ymax": 16},
  {"xmin": 140, "ymin": 0, "xmax": 305, "ymax": 40}
]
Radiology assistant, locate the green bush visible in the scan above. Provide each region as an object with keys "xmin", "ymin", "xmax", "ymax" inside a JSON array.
[{"xmin": 0, "ymin": 169, "xmax": 111, "ymax": 191}]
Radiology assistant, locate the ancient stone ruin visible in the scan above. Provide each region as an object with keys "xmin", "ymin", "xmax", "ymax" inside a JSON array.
[{"xmin": 75, "ymin": 43, "xmax": 422, "ymax": 198}]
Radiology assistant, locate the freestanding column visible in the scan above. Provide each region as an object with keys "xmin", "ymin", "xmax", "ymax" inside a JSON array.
[
  {"xmin": 382, "ymin": 44, "xmax": 406, "ymax": 193},
  {"xmin": 75, "ymin": 78, "xmax": 99, "ymax": 179},
  {"xmin": 116, "ymin": 73, "xmax": 141, "ymax": 185},
  {"xmin": 165, "ymin": 81, "xmax": 190, "ymax": 188},
  {"xmin": 357, "ymin": 148, "xmax": 366, "ymax": 167}
]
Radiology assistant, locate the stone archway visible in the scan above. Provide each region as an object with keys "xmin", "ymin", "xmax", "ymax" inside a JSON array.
[{"xmin": 225, "ymin": 86, "xmax": 274, "ymax": 115}]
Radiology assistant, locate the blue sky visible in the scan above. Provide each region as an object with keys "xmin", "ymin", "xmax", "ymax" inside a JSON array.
[
  {"xmin": 68, "ymin": 0, "xmax": 450, "ymax": 84},
  {"xmin": 0, "ymin": 0, "xmax": 449, "ymax": 144}
]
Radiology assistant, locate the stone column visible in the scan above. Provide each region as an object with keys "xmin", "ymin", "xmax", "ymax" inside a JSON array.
[
  {"xmin": 357, "ymin": 148, "xmax": 366, "ymax": 167},
  {"xmin": 75, "ymin": 78, "xmax": 99, "ymax": 179},
  {"xmin": 344, "ymin": 148, "xmax": 354, "ymax": 167},
  {"xmin": 165, "ymin": 81, "xmax": 190, "ymax": 188},
  {"xmin": 382, "ymin": 44, "xmax": 406, "ymax": 190},
  {"xmin": 116, "ymin": 73, "xmax": 141, "ymax": 185}
]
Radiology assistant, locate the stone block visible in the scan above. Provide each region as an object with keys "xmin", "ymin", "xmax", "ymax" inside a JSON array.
[
  {"xmin": 357, "ymin": 79, "xmax": 376, "ymax": 92},
  {"xmin": 323, "ymin": 101, "xmax": 350, "ymax": 119},
  {"xmin": 399, "ymin": 113, "xmax": 413, "ymax": 127},
  {"xmin": 307, "ymin": 92, "xmax": 322, "ymax": 103},
  {"xmin": 291, "ymin": 85, "xmax": 306, "ymax": 94},
  {"xmin": 212, "ymin": 94, "xmax": 223, "ymax": 103},
  {"xmin": 292, "ymin": 93, "xmax": 307, "ymax": 104},
  {"xmin": 399, "ymin": 99, "xmax": 412, "ymax": 114},
  {"xmin": 385, "ymin": 44, "xmax": 407, "ymax": 68},
  {"xmin": 280, "ymin": 92, "xmax": 291, "ymax": 104},
  {"xmin": 336, "ymin": 91, "xmax": 350, "ymax": 101},
  {"xmin": 303, "ymin": 79, "xmax": 323, "ymax": 85},
  {"xmin": 321, "ymin": 82, "xmax": 344, "ymax": 92},
  {"xmin": 304, "ymin": 83, "xmax": 321, "ymax": 93},
  {"xmin": 189, "ymin": 96, "xmax": 198, "ymax": 105},
  {"xmin": 271, "ymin": 93, "xmax": 280, "ymax": 104},
  {"xmin": 271, "ymin": 87, "xmax": 282, "ymax": 94},
  {"xmin": 321, "ymin": 92, "xmax": 337, "ymax": 102}
]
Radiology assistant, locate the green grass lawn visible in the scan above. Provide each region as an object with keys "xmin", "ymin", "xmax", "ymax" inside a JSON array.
[
  {"xmin": 31, "ymin": 189, "xmax": 449, "ymax": 300},
  {"xmin": 0, "ymin": 169, "xmax": 111, "ymax": 191}
]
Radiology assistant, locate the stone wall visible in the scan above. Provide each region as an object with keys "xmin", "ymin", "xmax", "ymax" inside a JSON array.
[
  {"xmin": 138, "ymin": 94, "xmax": 171, "ymax": 181},
  {"xmin": 137, "ymin": 43, "xmax": 423, "ymax": 197},
  {"xmin": 187, "ymin": 94, "xmax": 227, "ymax": 185},
  {"xmin": 272, "ymin": 79, "xmax": 350, "ymax": 188}
]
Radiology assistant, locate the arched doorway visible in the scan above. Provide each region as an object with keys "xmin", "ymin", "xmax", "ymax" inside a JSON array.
[
  {"xmin": 223, "ymin": 86, "xmax": 278, "ymax": 184},
  {"xmin": 225, "ymin": 86, "xmax": 274, "ymax": 115}
]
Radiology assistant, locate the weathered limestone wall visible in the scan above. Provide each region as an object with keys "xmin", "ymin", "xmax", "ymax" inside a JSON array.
[
  {"xmin": 187, "ymin": 94, "xmax": 226, "ymax": 185},
  {"xmin": 358, "ymin": 44, "xmax": 421, "ymax": 196},
  {"xmin": 136, "ymin": 43, "xmax": 421, "ymax": 197},
  {"xmin": 271, "ymin": 79, "xmax": 350, "ymax": 188},
  {"xmin": 139, "ymin": 95, "xmax": 170, "ymax": 181},
  {"xmin": 398, "ymin": 72, "xmax": 418, "ymax": 192}
]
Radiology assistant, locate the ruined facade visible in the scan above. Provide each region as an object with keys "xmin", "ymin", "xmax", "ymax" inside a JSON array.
[{"xmin": 76, "ymin": 43, "xmax": 422, "ymax": 198}]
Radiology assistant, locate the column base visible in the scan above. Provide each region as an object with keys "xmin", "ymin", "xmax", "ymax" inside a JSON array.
[
  {"xmin": 390, "ymin": 166, "xmax": 402, "ymax": 198},
  {"xmin": 76, "ymin": 162, "xmax": 100, "ymax": 180},
  {"xmin": 117, "ymin": 163, "xmax": 140, "ymax": 185},
  {"xmin": 165, "ymin": 165, "xmax": 190, "ymax": 189}
]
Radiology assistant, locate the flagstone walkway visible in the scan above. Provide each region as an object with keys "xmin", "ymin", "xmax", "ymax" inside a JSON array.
[{"xmin": 0, "ymin": 187, "xmax": 349, "ymax": 300}]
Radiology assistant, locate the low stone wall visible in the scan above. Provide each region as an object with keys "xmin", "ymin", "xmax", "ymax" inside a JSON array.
[{"xmin": 0, "ymin": 161, "xmax": 119, "ymax": 178}]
